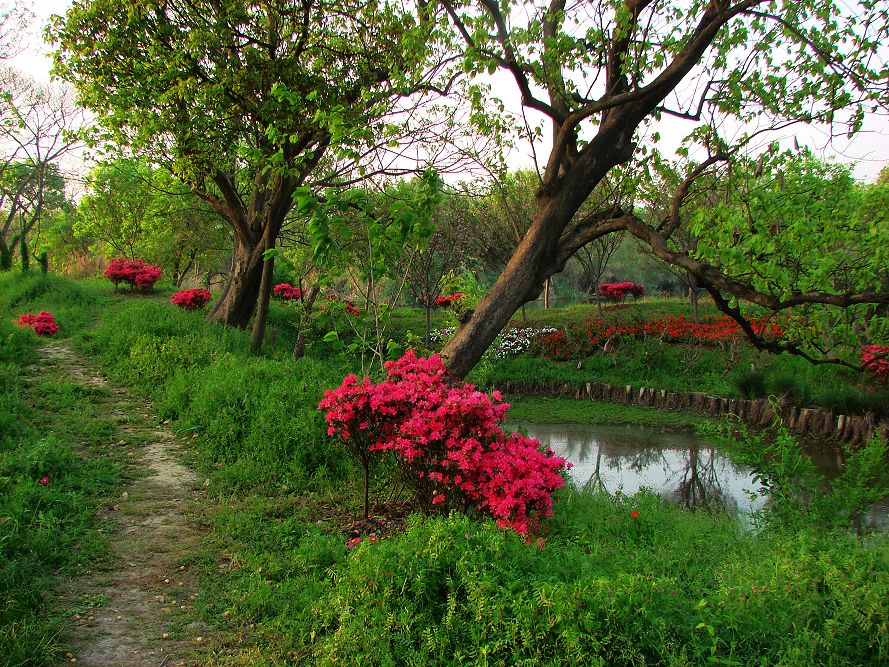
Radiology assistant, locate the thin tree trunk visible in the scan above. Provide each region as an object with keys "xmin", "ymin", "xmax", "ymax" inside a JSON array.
[
  {"xmin": 544, "ymin": 276, "xmax": 551, "ymax": 309},
  {"xmin": 521, "ymin": 303, "xmax": 527, "ymax": 324},
  {"xmin": 292, "ymin": 284, "xmax": 320, "ymax": 360},
  {"xmin": 250, "ymin": 240, "xmax": 276, "ymax": 353},
  {"xmin": 689, "ymin": 273, "xmax": 700, "ymax": 324},
  {"xmin": 425, "ymin": 303, "xmax": 432, "ymax": 346},
  {"xmin": 0, "ymin": 235, "xmax": 17, "ymax": 271}
]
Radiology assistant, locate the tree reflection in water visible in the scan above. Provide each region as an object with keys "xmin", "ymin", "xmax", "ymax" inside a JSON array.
[{"xmin": 514, "ymin": 423, "xmax": 759, "ymax": 514}]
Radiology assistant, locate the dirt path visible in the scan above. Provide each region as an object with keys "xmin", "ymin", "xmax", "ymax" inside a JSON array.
[{"xmin": 36, "ymin": 343, "xmax": 213, "ymax": 667}]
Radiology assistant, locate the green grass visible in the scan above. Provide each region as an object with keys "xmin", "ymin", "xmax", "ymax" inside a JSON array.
[
  {"xmin": 506, "ymin": 396, "xmax": 707, "ymax": 430},
  {"xmin": 3, "ymin": 273, "xmax": 888, "ymax": 665}
]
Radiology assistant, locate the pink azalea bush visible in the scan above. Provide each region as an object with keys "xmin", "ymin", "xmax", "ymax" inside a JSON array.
[
  {"xmin": 170, "ymin": 288, "xmax": 212, "ymax": 311},
  {"xmin": 17, "ymin": 311, "xmax": 60, "ymax": 336},
  {"xmin": 319, "ymin": 351, "xmax": 569, "ymax": 535},
  {"xmin": 273, "ymin": 283, "xmax": 303, "ymax": 301},
  {"xmin": 862, "ymin": 345, "xmax": 889, "ymax": 381},
  {"xmin": 103, "ymin": 258, "xmax": 162, "ymax": 291}
]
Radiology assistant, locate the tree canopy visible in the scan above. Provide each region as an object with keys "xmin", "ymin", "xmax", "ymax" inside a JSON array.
[{"xmin": 434, "ymin": 0, "xmax": 889, "ymax": 377}]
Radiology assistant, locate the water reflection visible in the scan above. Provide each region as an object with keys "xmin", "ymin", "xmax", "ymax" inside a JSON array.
[
  {"xmin": 517, "ymin": 423, "xmax": 888, "ymax": 529},
  {"xmin": 515, "ymin": 423, "xmax": 766, "ymax": 514}
]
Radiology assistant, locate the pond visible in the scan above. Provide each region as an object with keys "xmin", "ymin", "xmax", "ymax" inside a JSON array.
[{"xmin": 515, "ymin": 422, "xmax": 889, "ymax": 529}]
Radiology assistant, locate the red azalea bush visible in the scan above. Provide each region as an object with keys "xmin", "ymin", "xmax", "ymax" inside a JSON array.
[
  {"xmin": 598, "ymin": 281, "xmax": 645, "ymax": 302},
  {"xmin": 273, "ymin": 283, "xmax": 303, "ymax": 301},
  {"xmin": 862, "ymin": 345, "xmax": 889, "ymax": 381},
  {"xmin": 531, "ymin": 315, "xmax": 785, "ymax": 361},
  {"xmin": 103, "ymin": 258, "xmax": 162, "ymax": 291},
  {"xmin": 319, "ymin": 351, "xmax": 568, "ymax": 535},
  {"xmin": 170, "ymin": 288, "xmax": 212, "ymax": 311},
  {"xmin": 17, "ymin": 311, "xmax": 60, "ymax": 336}
]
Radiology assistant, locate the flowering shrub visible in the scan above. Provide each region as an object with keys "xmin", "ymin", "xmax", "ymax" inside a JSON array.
[
  {"xmin": 598, "ymin": 281, "xmax": 645, "ymax": 302},
  {"xmin": 273, "ymin": 283, "xmax": 303, "ymax": 301},
  {"xmin": 319, "ymin": 351, "xmax": 568, "ymax": 534},
  {"xmin": 862, "ymin": 345, "xmax": 889, "ymax": 381},
  {"xmin": 170, "ymin": 288, "xmax": 212, "ymax": 311},
  {"xmin": 531, "ymin": 315, "xmax": 785, "ymax": 361},
  {"xmin": 103, "ymin": 258, "xmax": 162, "ymax": 291},
  {"xmin": 17, "ymin": 311, "xmax": 60, "ymax": 336}
]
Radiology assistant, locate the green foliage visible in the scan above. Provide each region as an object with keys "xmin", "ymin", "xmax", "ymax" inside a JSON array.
[
  {"xmin": 712, "ymin": 418, "xmax": 889, "ymax": 532},
  {"xmin": 307, "ymin": 506, "xmax": 889, "ymax": 665},
  {"xmin": 688, "ymin": 155, "xmax": 889, "ymax": 366},
  {"xmin": 73, "ymin": 157, "xmax": 229, "ymax": 285}
]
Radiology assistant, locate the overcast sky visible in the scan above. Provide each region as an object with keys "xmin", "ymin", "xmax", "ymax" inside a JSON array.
[{"xmin": 14, "ymin": 0, "xmax": 889, "ymax": 183}]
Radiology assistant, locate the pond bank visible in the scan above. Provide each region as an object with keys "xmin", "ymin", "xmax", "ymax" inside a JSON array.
[{"xmin": 501, "ymin": 379, "xmax": 888, "ymax": 445}]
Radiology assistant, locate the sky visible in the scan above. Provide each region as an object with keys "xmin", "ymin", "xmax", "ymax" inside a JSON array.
[{"xmin": 11, "ymin": 0, "xmax": 889, "ymax": 183}]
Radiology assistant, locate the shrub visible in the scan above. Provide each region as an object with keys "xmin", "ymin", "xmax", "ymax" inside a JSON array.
[
  {"xmin": 16, "ymin": 311, "xmax": 60, "ymax": 336},
  {"xmin": 597, "ymin": 281, "xmax": 644, "ymax": 302},
  {"xmin": 170, "ymin": 288, "xmax": 212, "ymax": 311},
  {"xmin": 102, "ymin": 258, "xmax": 162, "ymax": 291},
  {"xmin": 273, "ymin": 283, "xmax": 302, "ymax": 301},
  {"xmin": 319, "ymin": 351, "xmax": 569, "ymax": 534}
]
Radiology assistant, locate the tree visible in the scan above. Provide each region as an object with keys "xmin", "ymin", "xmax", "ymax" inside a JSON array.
[
  {"xmin": 437, "ymin": 0, "xmax": 889, "ymax": 378},
  {"xmin": 75, "ymin": 157, "xmax": 230, "ymax": 286},
  {"xmin": 575, "ymin": 232, "xmax": 624, "ymax": 316},
  {"xmin": 0, "ymin": 69, "xmax": 82, "ymax": 270},
  {"xmin": 51, "ymin": 0, "xmax": 456, "ymax": 330},
  {"xmin": 402, "ymin": 193, "xmax": 476, "ymax": 344}
]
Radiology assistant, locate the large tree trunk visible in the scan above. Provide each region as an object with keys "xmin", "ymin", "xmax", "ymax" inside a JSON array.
[
  {"xmin": 207, "ymin": 238, "xmax": 265, "ymax": 328},
  {"xmin": 441, "ymin": 131, "xmax": 634, "ymax": 378}
]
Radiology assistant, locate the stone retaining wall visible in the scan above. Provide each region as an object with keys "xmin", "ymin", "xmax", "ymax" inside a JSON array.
[{"xmin": 501, "ymin": 380, "xmax": 889, "ymax": 446}]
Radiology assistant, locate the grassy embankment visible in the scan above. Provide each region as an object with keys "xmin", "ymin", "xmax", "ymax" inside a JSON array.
[{"xmin": 2, "ymin": 273, "xmax": 888, "ymax": 665}]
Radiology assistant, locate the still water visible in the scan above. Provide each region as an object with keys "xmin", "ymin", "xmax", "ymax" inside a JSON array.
[{"xmin": 515, "ymin": 422, "xmax": 888, "ymax": 529}]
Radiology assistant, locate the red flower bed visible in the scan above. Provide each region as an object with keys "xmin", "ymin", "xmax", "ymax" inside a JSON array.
[
  {"xmin": 319, "ymin": 351, "xmax": 568, "ymax": 535},
  {"xmin": 103, "ymin": 258, "xmax": 162, "ymax": 291},
  {"xmin": 598, "ymin": 281, "xmax": 644, "ymax": 302},
  {"xmin": 17, "ymin": 311, "xmax": 60, "ymax": 336},
  {"xmin": 531, "ymin": 315, "xmax": 785, "ymax": 361},
  {"xmin": 170, "ymin": 288, "xmax": 212, "ymax": 311},
  {"xmin": 273, "ymin": 283, "xmax": 303, "ymax": 301},
  {"xmin": 862, "ymin": 345, "xmax": 889, "ymax": 382}
]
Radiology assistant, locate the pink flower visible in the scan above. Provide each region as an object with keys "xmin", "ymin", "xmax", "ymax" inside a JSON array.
[
  {"xmin": 346, "ymin": 537, "xmax": 362, "ymax": 549},
  {"xmin": 39, "ymin": 475, "xmax": 50, "ymax": 486}
]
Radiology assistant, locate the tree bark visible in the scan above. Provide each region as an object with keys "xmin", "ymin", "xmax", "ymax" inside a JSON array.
[
  {"xmin": 292, "ymin": 284, "xmax": 320, "ymax": 361},
  {"xmin": 250, "ymin": 240, "xmax": 275, "ymax": 353},
  {"xmin": 207, "ymin": 238, "xmax": 265, "ymax": 328},
  {"xmin": 424, "ymin": 303, "xmax": 433, "ymax": 346},
  {"xmin": 0, "ymin": 236, "xmax": 13, "ymax": 271},
  {"xmin": 441, "ymin": 131, "xmax": 634, "ymax": 378}
]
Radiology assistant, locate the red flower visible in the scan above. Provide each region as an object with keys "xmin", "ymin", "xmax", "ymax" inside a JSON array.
[
  {"xmin": 39, "ymin": 475, "xmax": 50, "ymax": 486},
  {"xmin": 630, "ymin": 511, "xmax": 640, "ymax": 519}
]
